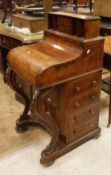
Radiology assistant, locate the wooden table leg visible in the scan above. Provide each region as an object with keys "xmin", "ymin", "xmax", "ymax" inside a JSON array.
[
  {"xmin": 89, "ymin": 0, "xmax": 92, "ymax": 12},
  {"xmin": 73, "ymin": 0, "xmax": 77, "ymax": 12},
  {"xmin": 5, "ymin": 67, "xmax": 31, "ymax": 132}
]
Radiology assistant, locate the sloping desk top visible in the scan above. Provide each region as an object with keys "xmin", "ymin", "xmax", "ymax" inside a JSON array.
[
  {"xmin": 7, "ymin": 31, "xmax": 83, "ymax": 87},
  {"xmin": 0, "ymin": 24, "xmax": 44, "ymax": 43}
]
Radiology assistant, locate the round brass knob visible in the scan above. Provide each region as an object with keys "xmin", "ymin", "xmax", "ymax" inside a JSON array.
[{"xmin": 75, "ymin": 86, "xmax": 81, "ymax": 92}]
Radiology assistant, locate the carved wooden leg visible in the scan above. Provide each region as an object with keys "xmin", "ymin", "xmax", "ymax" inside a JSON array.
[
  {"xmin": 6, "ymin": 68, "xmax": 61, "ymax": 164},
  {"xmin": 30, "ymin": 89, "xmax": 61, "ymax": 166},
  {"xmin": 5, "ymin": 67, "xmax": 31, "ymax": 132}
]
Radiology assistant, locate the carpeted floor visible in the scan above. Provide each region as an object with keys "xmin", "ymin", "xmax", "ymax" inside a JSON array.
[{"xmin": 0, "ymin": 72, "xmax": 48, "ymax": 157}]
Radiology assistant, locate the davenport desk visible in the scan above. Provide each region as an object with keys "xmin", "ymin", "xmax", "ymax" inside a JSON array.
[{"xmin": 6, "ymin": 12, "xmax": 104, "ymax": 166}]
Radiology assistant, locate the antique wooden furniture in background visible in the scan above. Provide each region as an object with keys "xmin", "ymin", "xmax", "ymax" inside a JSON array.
[
  {"xmin": 12, "ymin": 0, "xmax": 55, "ymax": 33},
  {"xmin": 72, "ymin": 0, "xmax": 93, "ymax": 12},
  {"xmin": 1, "ymin": 0, "xmax": 21, "ymax": 24},
  {"xmin": 94, "ymin": 0, "xmax": 111, "ymax": 18},
  {"xmin": 53, "ymin": 0, "xmax": 68, "ymax": 6},
  {"xmin": 100, "ymin": 18, "xmax": 111, "ymax": 36},
  {"xmin": 102, "ymin": 36, "xmax": 111, "ymax": 127},
  {"xmin": 6, "ymin": 12, "xmax": 104, "ymax": 166},
  {"xmin": 94, "ymin": 0, "xmax": 111, "ymax": 36}
]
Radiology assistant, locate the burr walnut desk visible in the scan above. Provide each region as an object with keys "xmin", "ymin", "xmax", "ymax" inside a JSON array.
[{"xmin": 6, "ymin": 12, "xmax": 104, "ymax": 166}]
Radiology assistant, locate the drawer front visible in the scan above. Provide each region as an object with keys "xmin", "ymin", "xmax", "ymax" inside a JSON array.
[
  {"xmin": 67, "ymin": 104, "xmax": 100, "ymax": 129},
  {"xmin": 68, "ymin": 117, "xmax": 99, "ymax": 143},
  {"xmin": 63, "ymin": 72, "xmax": 101, "ymax": 114},
  {"xmin": 1, "ymin": 36, "xmax": 21, "ymax": 49},
  {"xmin": 66, "ymin": 87, "xmax": 100, "ymax": 114},
  {"xmin": 64, "ymin": 71, "xmax": 101, "ymax": 98}
]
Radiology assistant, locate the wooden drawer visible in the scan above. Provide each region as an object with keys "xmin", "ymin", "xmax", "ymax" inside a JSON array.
[
  {"xmin": 66, "ymin": 87, "xmax": 100, "ymax": 114},
  {"xmin": 63, "ymin": 72, "xmax": 101, "ymax": 113},
  {"xmin": 67, "ymin": 104, "xmax": 100, "ymax": 129},
  {"xmin": 51, "ymin": 71, "xmax": 101, "ymax": 138},
  {"xmin": 68, "ymin": 117, "xmax": 99, "ymax": 143},
  {"xmin": 1, "ymin": 36, "xmax": 21, "ymax": 49},
  {"xmin": 64, "ymin": 71, "xmax": 101, "ymax": 98}
]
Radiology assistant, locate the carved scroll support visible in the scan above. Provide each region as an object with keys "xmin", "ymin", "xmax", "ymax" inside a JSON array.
[
  {"xmin": 30, "ymin": 88, "xmax": 61, "ymax": 166},
  {"xmin": 6, "ymin": 67, "xmax": 61, "ymax": 165},
  {"xmin": 5, "ymin": 67, "xmax": 31, "ymax": 132}
]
